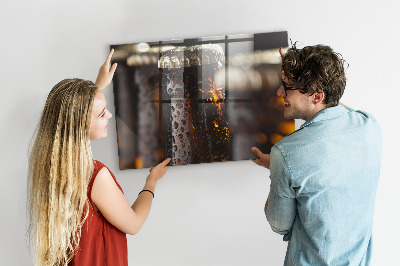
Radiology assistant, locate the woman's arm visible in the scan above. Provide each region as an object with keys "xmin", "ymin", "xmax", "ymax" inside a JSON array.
[
  {"xmin": 95, "ymin": 49, "xmax": 117, "ymax": 91},
  {"xmin": 91, "ymin": 158, "xmax": 171, "ymax": 235}
]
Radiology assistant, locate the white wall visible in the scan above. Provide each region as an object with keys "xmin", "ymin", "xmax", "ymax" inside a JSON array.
[{"xmin": 1, "ymin": 0, "xmax": 398, "ymax": 265}]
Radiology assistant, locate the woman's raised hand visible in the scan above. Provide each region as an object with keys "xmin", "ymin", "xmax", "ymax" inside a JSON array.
[
  {"xmin": 95, "ymin": 49, "xmax": 118, "ymax": 90},
  {"xmin": 146, "ymin": 158, "xmax": 171, "ymax": 185}
]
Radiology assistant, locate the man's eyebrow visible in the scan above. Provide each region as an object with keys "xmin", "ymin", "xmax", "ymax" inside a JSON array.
[{"xmin": 97, "ymin": 107, "xmax": 105, "ymax": 117}]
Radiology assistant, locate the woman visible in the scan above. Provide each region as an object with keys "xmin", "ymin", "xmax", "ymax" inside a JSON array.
[{"xmin": 27, "ymin": 50, "xmax": 170, "ymax": 266}]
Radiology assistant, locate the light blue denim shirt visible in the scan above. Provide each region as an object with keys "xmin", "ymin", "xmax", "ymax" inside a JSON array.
[{"xmin": 266, "ymin": 105, "xmax": 382, "ymax": 266}]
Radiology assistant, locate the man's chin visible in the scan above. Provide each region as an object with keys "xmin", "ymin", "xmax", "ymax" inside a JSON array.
[
  {"xmin": 283, "ymin": 112, "xmax": 294, "ymax": 120},
  {"xmin": 284, "ymin": 110, "xmax": 301, "ymax": 120}
]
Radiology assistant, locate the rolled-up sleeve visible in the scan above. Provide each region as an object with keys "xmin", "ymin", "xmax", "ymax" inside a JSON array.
[{"xmin": 266, "ymin": 146, "xmax": 297, "ymax": 241}]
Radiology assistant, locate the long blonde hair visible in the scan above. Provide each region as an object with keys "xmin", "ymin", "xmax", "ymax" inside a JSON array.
[{"xmin": 28, "ymin": 79, "xmax": 98, "ymax": 265}]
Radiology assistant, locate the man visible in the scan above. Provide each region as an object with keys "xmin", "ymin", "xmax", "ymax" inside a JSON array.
[{"xmin": 252, "ymin": 44, "xmax": 381, "ymax": 265}]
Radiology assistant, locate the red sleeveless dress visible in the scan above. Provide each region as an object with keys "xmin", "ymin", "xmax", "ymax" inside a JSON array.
[{"xmin": 69, "ymin": 160, "xmax": 128, "ymax": 266}]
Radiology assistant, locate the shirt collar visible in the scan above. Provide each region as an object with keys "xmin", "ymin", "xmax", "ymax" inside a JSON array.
[{"xmin": 300, "ymin": 105, "xmax": 349, "ymax": 129}]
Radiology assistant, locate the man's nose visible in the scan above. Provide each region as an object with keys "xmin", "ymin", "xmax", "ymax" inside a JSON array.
[{"xmin": 277, "ymin": 85, "xmax": 285, "ymax": 97}]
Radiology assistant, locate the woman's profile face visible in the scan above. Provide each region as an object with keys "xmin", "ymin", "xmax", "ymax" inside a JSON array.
[{"xmin": 90, "ymin": 90, "xmax": 112, "ymax": 141}]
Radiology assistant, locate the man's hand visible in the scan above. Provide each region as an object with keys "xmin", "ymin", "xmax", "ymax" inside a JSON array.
[
  {"xmin": 95, "ymin": 49, "xmax": 117, "ymax": 90},
  {"xmin": 339, "ymin": 102, "xmax": 350, "ymax": 109},
  {"xmin": 251, "ymin": 147, "xmax": 271, "ymax": 169},
  {"xmin": 279, "ymin": 47, "xmax": 285, "ymax": 57}
]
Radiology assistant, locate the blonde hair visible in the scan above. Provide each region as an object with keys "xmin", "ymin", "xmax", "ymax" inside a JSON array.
[{"xmin": 28, "ymin": 79, "xmax": 97, "ymax": 265}]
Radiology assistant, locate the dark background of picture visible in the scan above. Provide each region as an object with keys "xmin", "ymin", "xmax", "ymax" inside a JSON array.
[{"xmin": 111, "ymin": 31, "xmax": 294, "ymax": 169}]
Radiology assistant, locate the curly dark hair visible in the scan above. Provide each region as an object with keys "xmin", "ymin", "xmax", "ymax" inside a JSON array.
[{"xmin": 281, "ymin": 43, "xmax": 348, "ymax": 107}]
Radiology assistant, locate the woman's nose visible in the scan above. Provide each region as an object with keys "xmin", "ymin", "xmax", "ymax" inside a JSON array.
[{"xmin": 107, "ymin": 110, "xmax": 113, "ymax": 119}]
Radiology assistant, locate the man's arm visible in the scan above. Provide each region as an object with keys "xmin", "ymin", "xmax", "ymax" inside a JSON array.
[{"xmin": 265, "ymin": 146, "xmax": 297, "ymax": 239}]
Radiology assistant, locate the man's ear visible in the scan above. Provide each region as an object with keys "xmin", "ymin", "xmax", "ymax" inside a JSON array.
[{"xmin": 313, "ymin": 92, "xmax": 325, "ymax": 104}]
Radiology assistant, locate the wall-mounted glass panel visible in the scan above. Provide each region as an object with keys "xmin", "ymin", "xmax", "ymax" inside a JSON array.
[{"xmin": 111, "ymin": 31, "xmax": 294, "ymax": 169}]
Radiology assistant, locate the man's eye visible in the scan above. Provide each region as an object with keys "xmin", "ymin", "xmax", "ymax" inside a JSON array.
[{"xmin": 101, "ymin": 112, "xmax": 105, "ymax": 117}]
